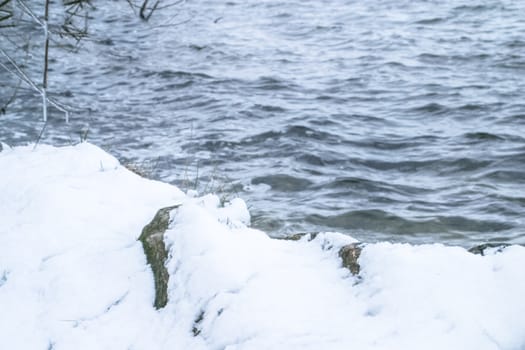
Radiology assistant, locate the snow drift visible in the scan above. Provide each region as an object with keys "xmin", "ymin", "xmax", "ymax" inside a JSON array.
[{"xmin": 0, "ymin": 143, "xmax": 524, "ymax": 350}]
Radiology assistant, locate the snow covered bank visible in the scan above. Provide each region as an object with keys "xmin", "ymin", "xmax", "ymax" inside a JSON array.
[{"xmin": 0, "ymin": 143, "xmax": 524, "ymax": 350}]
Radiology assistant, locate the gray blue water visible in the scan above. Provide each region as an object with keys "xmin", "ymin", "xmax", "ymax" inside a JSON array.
[{"xmin": 1, "ymin": 0, "xmax": 524, "ymax": 246}]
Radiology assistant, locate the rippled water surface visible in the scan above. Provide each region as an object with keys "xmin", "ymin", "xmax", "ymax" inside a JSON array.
[{"xmin": 1, "ymin": 0, "xmax": 525, "ymax": 245}]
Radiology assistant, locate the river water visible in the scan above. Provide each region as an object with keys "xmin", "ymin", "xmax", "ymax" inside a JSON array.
[{"xmin": 1, "ymin": 0, "xmax": 524, "ymax": 246}]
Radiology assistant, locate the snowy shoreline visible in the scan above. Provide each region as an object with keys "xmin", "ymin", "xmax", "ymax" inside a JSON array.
[{"xmin": 1, "ymin": 143, "xmax": 524, "ymax": 349}]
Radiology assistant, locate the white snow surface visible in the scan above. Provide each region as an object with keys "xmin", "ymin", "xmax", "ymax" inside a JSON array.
[{"xmin": 0, "ymin": 143, "xmax": 524, "ymax": 350}]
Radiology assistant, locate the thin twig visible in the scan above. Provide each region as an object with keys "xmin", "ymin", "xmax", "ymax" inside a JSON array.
[
  {"xmin": 33, "ymin": 120, "xmax": 48, "ymax": 150},
  {"xmin": 193, "ymin": 160, "xmax": 200, "ymax": 190},
  {"xmin": 0, "ymin": 29, "xmax": 30, "ymax": 114},
  {"xmin": 15, "ymin": 0, "xmax": 44, "ymax": 27},
  {"xmin": 149, "ymin": 15, "xmax": 192, "ymax": 29}
]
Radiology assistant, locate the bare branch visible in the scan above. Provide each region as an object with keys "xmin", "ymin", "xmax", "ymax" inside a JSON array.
[
  {"xmin": 0, "ymin": 31, "xmax": 29, "ymax": 114},
  {"xmin": 140, "ymin": 0, "xmax": 160, "ymax": 21},
  {"xmin": 0, "ymin": 48, "xmax": 71, "ymax": 121},
  {"xmin": 0, "ymin": 0, "xmax": 14, "ymax": 27},
  {"xmin": 15, "ymin": 0, "xmax": 44, "ymax": 27},
  {"xmin": 1, "ymin": 0, "xmax": 186, "ymax": 122}
]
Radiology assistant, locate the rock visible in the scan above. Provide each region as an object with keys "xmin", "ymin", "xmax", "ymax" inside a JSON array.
[
  {"xmin": 338, "ymin": 243, "xmax": 364, "ymax": 275},
  {"xmin": 192, "ymin": 310, "xmax": 205, "ymax": 336},
  {"xmin": 0, "ymin": 270, "xmax": 8, "ymax": 288},
  {"xmin": 468, "ymin": 243, "xmax": 511, "ymax": 256},
  {"xmin": 139, "ymin": 205, "xmax": 180, "ymax": 309},
  {"xmin": 123, "ymin": 162, "xmax": 153, "ymax": 179},
  {"xmin": 278, "ymin": 234, "xmax": 363, "ymax": 275},
  {"xmin": 275, "ymin": 232, "xmax": 319, "ymax": 241},
  {"xmin": 0, "ymin": 142, "xmax": 11, "ymax": 153}
]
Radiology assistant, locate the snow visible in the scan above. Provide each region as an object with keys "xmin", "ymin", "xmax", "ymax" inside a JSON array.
[{"xmin": 0, "ymin": 143, "xmax": 524, "ymax": 349}]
